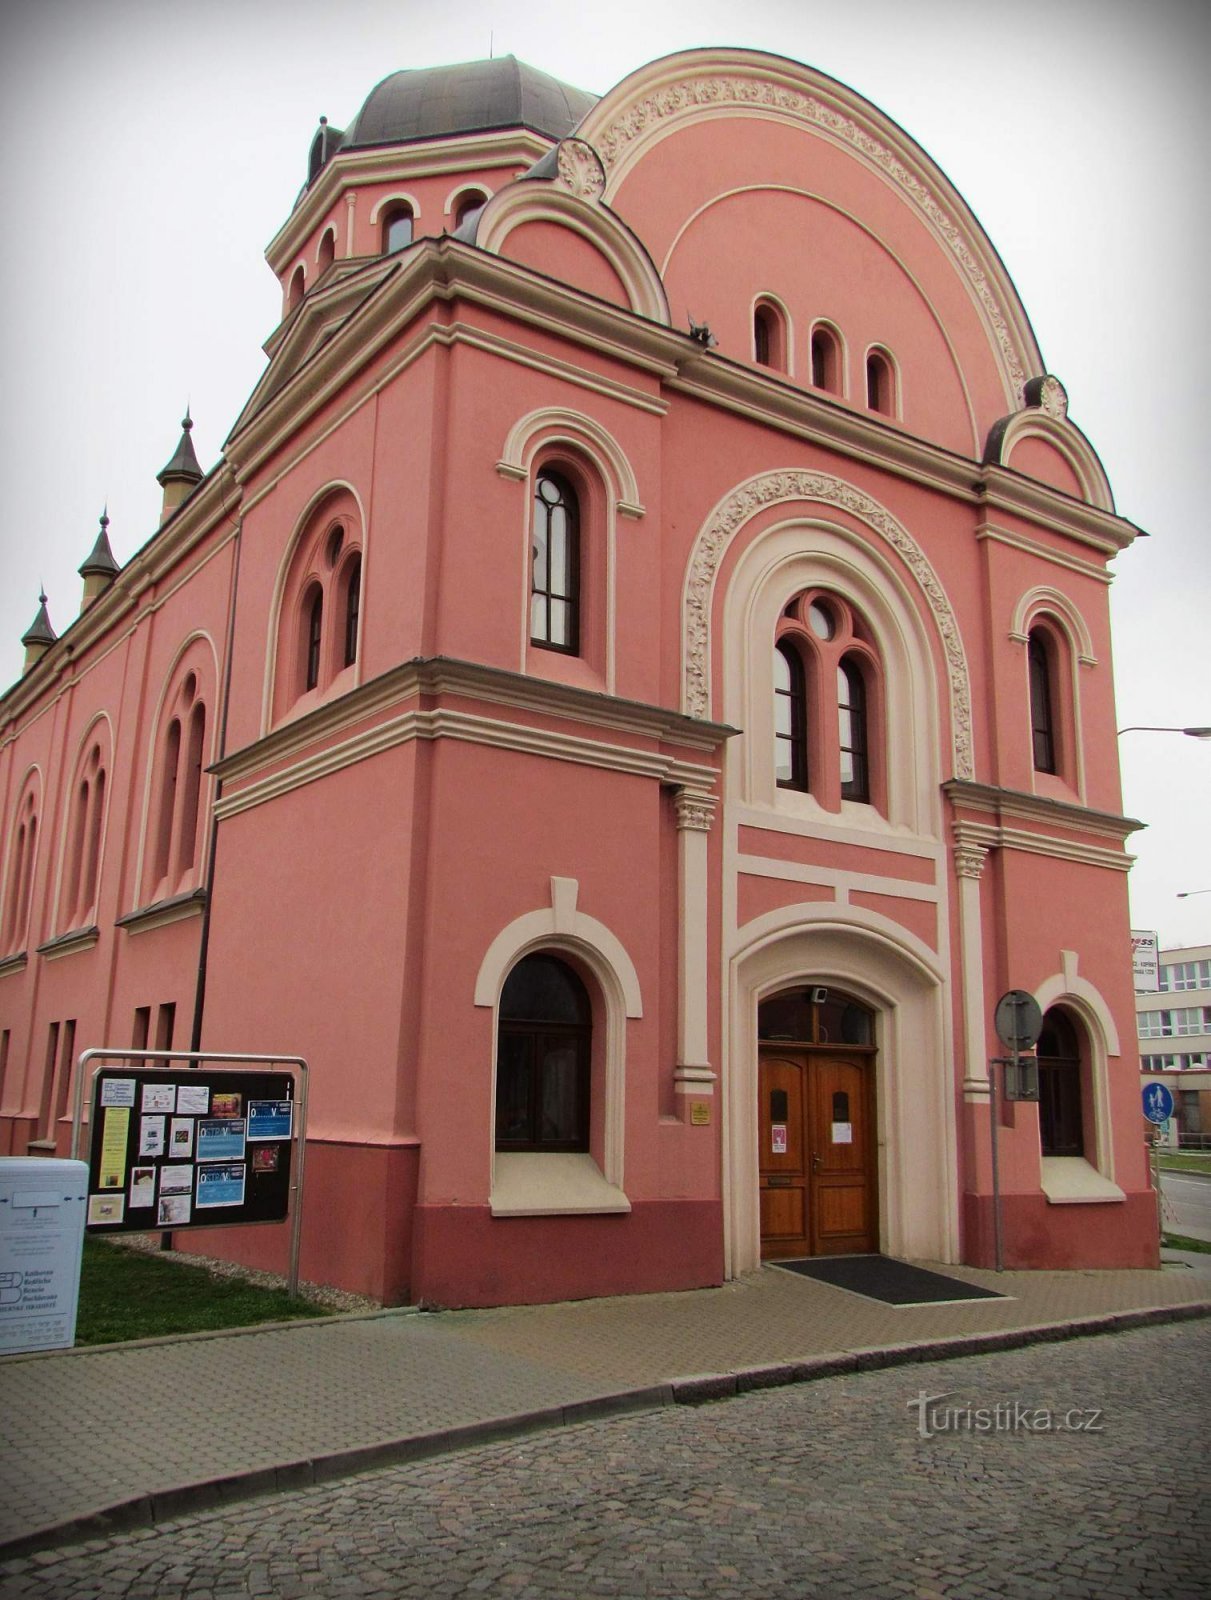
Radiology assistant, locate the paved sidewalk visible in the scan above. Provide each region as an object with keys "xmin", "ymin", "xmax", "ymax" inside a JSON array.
[{"xmin": 1, "ymin": 1257, "xmax": 1209, "ymax": 1557}]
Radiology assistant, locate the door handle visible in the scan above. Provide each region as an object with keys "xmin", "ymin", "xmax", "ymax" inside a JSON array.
[{"xmin": 811, "ymin": 1152, "xmax": 821, "ymax": 1172}]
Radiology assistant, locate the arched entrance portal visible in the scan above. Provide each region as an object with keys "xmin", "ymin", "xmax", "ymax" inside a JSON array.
[{"xmin": 758, "ymin": 986, "xmax": 878, "ymax": 1257}]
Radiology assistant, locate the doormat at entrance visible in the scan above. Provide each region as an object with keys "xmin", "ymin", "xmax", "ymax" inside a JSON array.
[{"xmin": 773, "ymin": 1255, "xmax": 1006, "ymax": 1305}]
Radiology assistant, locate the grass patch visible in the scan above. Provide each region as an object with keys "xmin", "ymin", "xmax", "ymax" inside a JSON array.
[
  {"xmin": 1157, "ymin": 1153, "xmax": 1211, "ymax": 1175},
  {"xmin": 76, "ymin": 1238, "xmax": 327, "ymax": 1346},
  {"xmin": 1162, "ymin": 1233, "xmax": 1211, "ymax": 1256}
]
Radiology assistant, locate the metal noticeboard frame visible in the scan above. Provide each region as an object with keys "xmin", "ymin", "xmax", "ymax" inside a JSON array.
[{"xmin": 70, "ymin": 1049, "xmax": 309, "ymax": 1297}]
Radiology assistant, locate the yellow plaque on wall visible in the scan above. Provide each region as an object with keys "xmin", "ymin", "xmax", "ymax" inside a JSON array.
[{"xmin": 690, "ymin": 1101, "xmax": 711, "ymax": 1126}]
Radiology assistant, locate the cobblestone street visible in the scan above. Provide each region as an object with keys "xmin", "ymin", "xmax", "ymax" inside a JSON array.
[{"xmin": 1, "ymin": 1320, "xmax": 1203, "ymax": 1600}]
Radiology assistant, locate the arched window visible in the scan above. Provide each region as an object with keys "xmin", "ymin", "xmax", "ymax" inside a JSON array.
[
  {"xmin": 752, "ymin": 299, "xmax": 789, "ymax": 373},
  {"xmin": 530, "ymin": 471, "xmax": 579, "ymax": 653},
  {"xmin": 304, "ymin": 586, "xmax": 324, "ymax": 691},
  {"xmin": 287, "ymin": 265, "xmax": 305, "ymax": 312},
  {"xmin": 381, "ymin": 204, "xmax": 413, "ymax": 254},
  {"xmin": 3, "ymin": 784, "xmax": 39, "ymax": 953},
  {"xmin": 145, "ymin": 664, "xmax": 210, "ymax": 905},
  {"xmin": 454, "ymin": 191, "xmax": 486, "ymax": 229},
  {"xmin": 317, "ymin": 229, "xmax": 336, "ymax": 275},
  {"xmin": 837, "ymin": 659, "xmax": 869, "ymax": 802},
  {"xmin": 774, "ymin": 641, "xmax": 808, "ymax": 791},
  {"xmin": 273, "ymin": 493, "xmax": 365, "ymax": 723},
  {"xmin": 1028, "ymin": 629, "xmax": 1056, "ymax": 773},
  {"xmin": 1037, "ymin": 1008, "xmax": 1084, "ymax": 1157},
  {"xmin": 341, "ymin": 554, "xmax": 362, "ymax": 669},
  {"xmin": 810, "ymin": 325, "xmax": 841, "ymax": 393},
  {"xmin": 495, "ymin": 953, "xmax": 591, "ymax": 1151},
  {"xmin": 866, "ymin": 349, "xmax": 895, "ymax": 415},
  {"xmin": 63, "ymin": 739, "xmax": 107, "ymax": 928},
  {"xmin": 775, "ymin": 593, "xmax": 882, "ymax": 812}
]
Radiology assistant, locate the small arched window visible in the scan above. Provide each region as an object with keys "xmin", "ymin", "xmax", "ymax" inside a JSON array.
[
  {"xmin": 866, "ymin": 349, "xmax": 895, "ymax": 415},
  {"xmin": 496, "ymin": 953, "xmax": 591, "ymax": 1151},
  {"xmin": 530, "ymin": 471, "xmax": 579, "ymax": 653},
  {"xmin": 1037, "ymin": 1008, "xmax": 1084, "ymax": 1157},
  {"xmin": 342, "ymin": 555, "xmax": 362, "ymax": 669},
  {"xmin": 287, "ymin": 266, "xmax": 305, "ymax": 312},
  {"xmin": 382, "ymin": 204, "xmax": 413, "ymax": 254},
  {"xmin": 64, "ymin": 741, "xmax": 107, "ymax": 928},
  {"xmin": 454, "ymin": 191, "xmax": 486, "ymax": 229},
  {"xmin": 837, "ymin": 659, "xmax": 869, "ymax": 802},
  {"xmin": 810, "ymin": 325, "xmax": 841, "ymax": 393},
  {"xmin": 1028, "ymin": 630, "xmax": 1056, "ymax": 774},
  {"xmin": 318, "ymin": 229, "xmax": 336, "ymax": 275},
  {"xmin": 304, "ymin": 587, "xmax": 324, "ymax": 691},
  {"xmin": 774, "ymin": 641, "xmax": 808, "ymax": 791}
]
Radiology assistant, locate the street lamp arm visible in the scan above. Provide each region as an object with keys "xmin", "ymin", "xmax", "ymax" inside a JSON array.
[
  {"xmin": 1117, "ymin": 725, "xmax": 1211, "ymax": 738},
  {"xmin": 1176, "ymin": 889, "xmax": 1211, "ymax": 899}
]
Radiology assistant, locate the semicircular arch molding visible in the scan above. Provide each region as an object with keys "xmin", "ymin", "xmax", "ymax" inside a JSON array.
[
  {"xmin": 474, "ymin": 186, "xmax": 670, "ymax": 326},
  {"xmin": 683, "ymin": 468, "xmax": 974, "ymax": 781},
  {"xmin": 985, "ymin": 410, "xmax": 1113, "ymax": 513},
  {"xmin": 368, "ymin": 190, "xmax": 423, "ymax": 224},
  {"xmin": 1010, "ymin": 585, "xmax": 1097, "ymax": 665},
  {"xmin": 497, "ymin": 407, "xmax": 645, "ymax": 518}
]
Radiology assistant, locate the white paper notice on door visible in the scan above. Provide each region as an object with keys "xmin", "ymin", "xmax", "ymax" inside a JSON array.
[
  {"xmin": 831, "ymin": 1121, "xmax": 853, "ymax": 1144},
  {"xmin": 771, "ymin": 1124, "xmax": 788, "ymax": 1154}
]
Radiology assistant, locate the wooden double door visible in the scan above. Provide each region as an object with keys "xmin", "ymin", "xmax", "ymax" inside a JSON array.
[{"xmin": 759, "ymin": 1048, "xmax": 877, "ymax": 1258}]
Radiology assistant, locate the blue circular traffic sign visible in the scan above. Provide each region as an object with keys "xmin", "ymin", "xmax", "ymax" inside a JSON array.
[{"xmin": 1142, "ymin": 1082, "xmax": 1174, "ymax": 1124}]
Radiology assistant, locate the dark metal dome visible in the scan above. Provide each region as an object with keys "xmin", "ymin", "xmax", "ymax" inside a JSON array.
[{"xmin": 343, "ymin": 56, "xmax": 597, "ymax": 150}]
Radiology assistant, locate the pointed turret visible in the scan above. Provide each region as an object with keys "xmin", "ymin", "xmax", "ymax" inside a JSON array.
[
  {"xmin": 79, "ymin": 507, "xmax": 120, "ymax": 611},
  {"xmin": 21, "ymin": 592, "xmax": 56, "ymax": 674},
  {"xmin": 156, "ymin": 409, "xmax": 203, "ymax": 523}
]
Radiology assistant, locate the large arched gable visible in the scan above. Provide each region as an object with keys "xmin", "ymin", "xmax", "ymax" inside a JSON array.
[{"xmin": 576, "ymin": 49, "xmax": 1045, "ymax": 435}]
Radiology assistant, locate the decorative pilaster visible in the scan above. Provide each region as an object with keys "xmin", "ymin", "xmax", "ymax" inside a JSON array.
[
  {"xmin": 954, "ymin": 832, "xmax": 991, "ymax": 1099},
  {"xmin": 674, "ymin": 789, "xmax": 717, "ymax": 1097},
  {"xmin": 345, "ymin": 191, "xmax": 357, "ymax": 256}
]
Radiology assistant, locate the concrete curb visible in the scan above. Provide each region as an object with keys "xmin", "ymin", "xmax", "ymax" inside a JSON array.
[{"xmin": 4, "ymin": 1300, "xmax": 1209, "ymax": 1560}]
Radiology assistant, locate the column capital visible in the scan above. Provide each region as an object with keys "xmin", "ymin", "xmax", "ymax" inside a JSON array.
[
  {"xmin": 954, "ymin": 841, "xmax": 988, "ymax": 880},
  {"xmin": 675, "ymin": 790, "xmax": 716, "ymax": 833}
]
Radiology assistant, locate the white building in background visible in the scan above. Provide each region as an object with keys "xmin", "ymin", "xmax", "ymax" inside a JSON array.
[{"xmin": 1138, "ymin": 943, "xmax": 1211, "ymax": 1144}]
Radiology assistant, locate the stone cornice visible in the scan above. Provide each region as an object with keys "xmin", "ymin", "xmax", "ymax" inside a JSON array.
[
  {"xmin": 35, "ymin": 925, "xmax": 100, "ymax": 961},
  {"xmin": 0, "ymin": 950, "xmax": 28, "ymax": 980},
  {"xmin": 215, "ymin": 654, "xmax": 737, "ymax": 789},
  {"xmin": 977, "ymin": 469, "xmax": 1139, "ymax": 556},
  {"xmin": 945, "ymin": 779, "xmax": 1142, "ymax": 842},
  {"xmin": 116, "ymin": 889, "xmax": 207, "ymax": 937}
]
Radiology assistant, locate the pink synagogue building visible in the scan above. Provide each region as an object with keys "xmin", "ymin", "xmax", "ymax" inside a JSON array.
[{"xmin": 0, "ymin": 50, "xmax": 1157, "ymax": 1306}]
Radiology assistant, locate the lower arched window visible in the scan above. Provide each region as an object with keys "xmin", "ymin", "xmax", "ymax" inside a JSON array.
[
  {"xmin": 530, "ymin": 471, "xmax": 579, "ymax": 653},
  {"xmin": 837, "ymin": 659, "xmax": 869, "ymax": 802},
  {"xmin": 774, "ymin": 592, "xmax": 881, "ymax": 811},
  {"xmin": 1037, "ymin": 1008, "xmax": 1084, "ymax": 1157},
  {"xmin": 495, "ymin": 954, "xmax": 591, "ymax": 1151}
]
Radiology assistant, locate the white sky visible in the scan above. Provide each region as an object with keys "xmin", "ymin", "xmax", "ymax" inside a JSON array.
[{"xmin": 1, "ymin": 0, "xmax": 1207, "ymax": 947}]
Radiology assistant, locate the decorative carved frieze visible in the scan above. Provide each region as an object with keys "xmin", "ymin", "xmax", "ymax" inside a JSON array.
[{"xmin": 683, "ymin": 469, "xmax": 974, "ymax": 780}]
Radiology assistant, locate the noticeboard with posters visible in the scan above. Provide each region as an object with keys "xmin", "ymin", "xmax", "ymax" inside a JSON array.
[{"xmin": 84, "ymin": 1068, "xmax": 294, "ymax": 1233}]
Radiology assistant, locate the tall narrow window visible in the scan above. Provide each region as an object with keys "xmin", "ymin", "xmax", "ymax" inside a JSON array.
[
  {"xmin": 1028, "ymin": 631, "xmax": 1056, "ymax": 773},
  {"xmin": 496, "ymin": 954, "xmax": 591, "ymax": 1151},
  {"xmin": 342, "ymin": 555, "xmax": 362, "ymax": 669},
  {"xmin": 838, "ymin": 660, "xmax": 869, "ymax": 802},
  {"xmin": 382, "ymin": 204, "xmax": 413, "ymax": 253},
  {"xmin": 810, "ymin": 326, "xmax": 840, "ymax": 393},
  {"xmin": 153, "ymin": 720, "xmax": 181, "ymax": 885},
  {"xmin": 754, "ymin": 307, "xmax": 772, "ymax": 366},
  {"xmin": 155, "ymin": 1002, "xmax": 176, "ymax": 1053},
  {"xmin": 774, "ymin": 642, "xmax": 808, "ymax": 790},
  {"xmin": 287, "ymin": 266, "xmax": 305, "ymax": 311},
  {"xmin": 866, "ymin": 349, "xmax": 894, "ymax": 415},
  {"xmin": 6, "ymin": 794, "xmax": 38, "ymax": 952},
  {"xmin": 318, "ymin": 229, "xmax": 336, "ymax": 274},
  {"xmin": 177, "ymin": 704, "xmax": 206, "ymax": 875},
  {"xmin": 1037, "ymin": 1009, "xmax": 1084, "ymax": 1157},
  {"xmin": 531, "ymin": 471, "xmax": 579, "ymax": 653},
  {"xmin": 305, "ymin": 586, "xmax": 324, "ymax": 690},
  {"xmin": 132, "ymin": 1006, "xmax": 151, "ymax": 1051}
]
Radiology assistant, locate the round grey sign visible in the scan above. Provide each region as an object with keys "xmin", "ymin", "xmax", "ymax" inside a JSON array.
[{"xmin": 994, "ymin": 989, "xmax": 1043, "ymax": 1052}]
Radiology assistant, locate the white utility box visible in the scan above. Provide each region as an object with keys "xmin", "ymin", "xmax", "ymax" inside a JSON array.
[{"xmin": 0, "ymin": 1157, "xmax": 89, "ymax": 1354}]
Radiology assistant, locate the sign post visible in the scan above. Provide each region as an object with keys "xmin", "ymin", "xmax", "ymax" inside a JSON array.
[
  {"xmin": 71, "ymin": 1050, "xmax": 309, "ymax": 1296},
  {"xmin": 1142, "ymin": 1081, "xmax": 1175, "ymax": 1246},
  {"xmin": 990, "ymin": 990, "xmax": 1044, "ymax": 1273}
]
